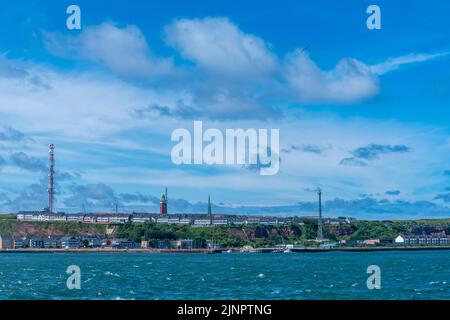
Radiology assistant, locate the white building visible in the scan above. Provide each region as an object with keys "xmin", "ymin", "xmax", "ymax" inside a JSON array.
[
  {"xmin": 167, "ymin": 218, "xmax": 180, "ymax": 224},
  {"xmin": 96, "ymin": 216, "xmax": 110, "ymax": 223},
  {"xmin": 83, "ymin": 215, "xmax": 96, "ymax": 223},
  {"xmin": 395, "ymin": 235, "xmax": 405, "ymax": 244},
  {"xmin": 212, "ymin": 219, "xmax": 228, "ymax": 226},
  {"xmin": 156, "ymin": 218, "xmax": 170, "ymax": 224},
  {"xmin": 179, "ymin": 218, "xmax": 191, "ymax": 225},
  {"xmin": 66, "ymin": 214, "xmax": 84, "ymax": 222},
  {"xmin": 193, "ymin": 219, "xmax": 211, "ymax": 226},
  {"xmin": 108, "ymin": 215, "xmax": 130, "ymax": 224},
  {"xmin": 48, "ymin": 215, "xmax": 67, "ymax": 222},
  {"xmin": 132, "ymin": 216, "xmax": 151, "ymax": 223}
]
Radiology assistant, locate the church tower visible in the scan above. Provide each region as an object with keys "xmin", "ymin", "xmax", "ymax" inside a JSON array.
[{"xmin": 160, "ymin": 188, "xmax": 168, "ymax": 215}]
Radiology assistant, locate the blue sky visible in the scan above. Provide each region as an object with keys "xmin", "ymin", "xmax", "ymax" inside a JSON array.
[{"xmin": 0, "ymin": 0, "xmax": 449, "ymax": 219}]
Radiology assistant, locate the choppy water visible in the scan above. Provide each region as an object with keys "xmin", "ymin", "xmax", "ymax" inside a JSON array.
[{"xmin": 0, "ymin": 251, "xmax": 449, "ymax": 299}]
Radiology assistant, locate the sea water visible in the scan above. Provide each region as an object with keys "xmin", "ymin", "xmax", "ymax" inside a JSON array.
[{"xmin": 0, "ymin": 251, "xmax": 449, "ymax": 300}]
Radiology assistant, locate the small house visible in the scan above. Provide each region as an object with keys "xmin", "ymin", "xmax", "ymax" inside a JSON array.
[{"xmin": 0, "ymin": 235, "xmax": 14, "ymax": 249}]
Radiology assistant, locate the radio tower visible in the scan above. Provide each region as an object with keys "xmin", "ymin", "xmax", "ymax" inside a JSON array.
[
  {"xmin": 316, "ymin": 187, "xmax": 323, "ymax": 241},
  {"xmin": 48, "ymin": 144, "xmax": 55, "ymax": 213},
  {"xmin": 207, "ymin": 195, "xmax": 212, "ymax": 217}
]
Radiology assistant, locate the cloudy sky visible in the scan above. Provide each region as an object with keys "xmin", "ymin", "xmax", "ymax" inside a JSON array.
[{"xmin": 0, "ymin": 0, "xmax": 449, "ymax": 219}]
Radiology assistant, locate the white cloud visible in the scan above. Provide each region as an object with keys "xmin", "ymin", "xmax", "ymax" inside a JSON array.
[
  {"xmin": 164, "ymin": 17, "xmax": 278, "ymax": 79},
  {"xmin": 271, "ymin": 115, "xmax": 450, "ymax": 203},
  {"xmin": 42, "ymin": 20, "xmax": 450, "ymax": 108},
  {"xmin": 284, "ymin": 50, "xmax": 379, "ymax": 104},
  {"xmin": 59, "ymin": 113, "xmax": 449, "ymax": 209},
  {"xmin": 370, "ymin": 52, "xmax": 449, "ymax": 75},
  {"xmin": 2, "ymin": 16, "xmax": 450, "ymax": 215},
  {"xmin": 0, "ymin": 56, "xmax": 448, "ymax": 211},
  {"xmin": 0, "ymin": 61, "xmax": 189, "ymax": 139},
  {"xmin": 44, "ymin": 22, "xmax": 174, "ymax": 79}
]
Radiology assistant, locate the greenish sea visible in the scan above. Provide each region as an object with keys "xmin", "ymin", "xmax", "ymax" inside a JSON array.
[{"xmin": 0, "ymin": 251, "xmax": 449, "ymax": 299}]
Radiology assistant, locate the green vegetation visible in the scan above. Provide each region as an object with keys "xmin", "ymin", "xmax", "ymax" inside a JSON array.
[
  {"xmin": 115, "ymin": 220, "xmax": 339, "ymax": 247},
  {"xmin": 116, "ymin": 221, "xmax": 303, "ymax": 247},
  {"xmin": 0, "ymin": 214, "xmax": 17, "ymax": 220},
  {"xmin": 1, "ymin": 217, "xmax": 450, "ymax": 248},
  {"xmin": 116, "ymin": 219, "xmax": 450, "ymax": 247},
  {"xmin": 328, "ymin": 220, "xmax": 450, "ymax": 240}
]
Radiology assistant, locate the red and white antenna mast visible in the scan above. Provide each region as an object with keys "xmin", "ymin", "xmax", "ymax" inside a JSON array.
[{"xmin": 48, "ymin": 144, "xmax": 55, "ymax": 213}]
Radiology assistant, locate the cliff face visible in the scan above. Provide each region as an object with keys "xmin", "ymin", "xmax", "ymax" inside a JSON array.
[
  {"xmin": 328, "ymin": 225, "xmax": 357, "ymax": 237},
  {"xmin": 0, "ymin": 221, "xmax": 107, "ymax": 237},
  {"xmin": 245, "ymin": 226, "xmax": 301, "ymax": 238}
]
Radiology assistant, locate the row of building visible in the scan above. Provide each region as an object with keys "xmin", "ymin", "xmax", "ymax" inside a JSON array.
[
  {"xmin": 0, "ymin": 235, "xmax": 140, "ymax": 249},
  {"xmin": 394, "ymin": 235, "xmax": 450, "ymax": 245},
  {"xmin": 16, "ymin": 212, "xmax": 292, "ymax": 226},
  {"xmin": 0, "ymin": 234, "xmax": 220, "ymax": 250},
  {"xmin": 338, "ymin": 235, "xmax": 450, "ymax": 246},
  {"xmin": 16, "ymin": 211, "xmax": 356, "ymax": 226}
]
